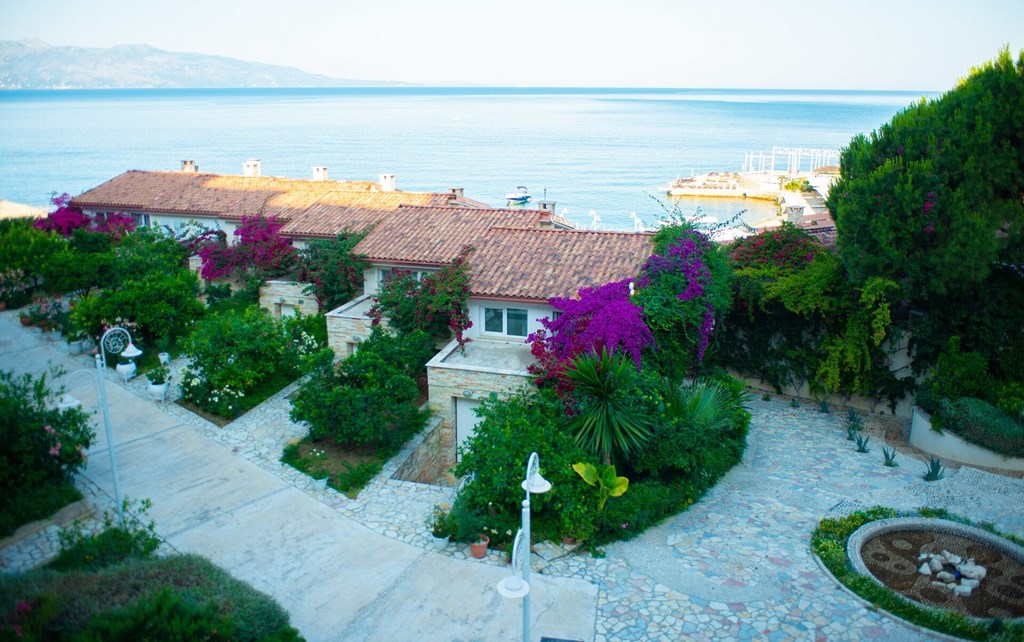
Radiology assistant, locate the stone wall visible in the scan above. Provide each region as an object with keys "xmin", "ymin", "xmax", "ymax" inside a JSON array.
[
  {"xmin": 392, "ymin": 415, "xmax": 455, "ymax": 485},
  {"xmin": 259, "ymin": 280, "xmax": 318, "ymax": 318},
  {"xmin": 426, "ymin": 342, "xmax": 533, "ymax": 471},
  {"xmin": 325, "ymin": 295, "xmax": 377, "ymax": 356}
]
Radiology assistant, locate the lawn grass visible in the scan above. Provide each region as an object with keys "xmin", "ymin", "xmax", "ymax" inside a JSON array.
[{"xmin": 0, "ymin": 482, "xmax": 82, "ymax": 539}]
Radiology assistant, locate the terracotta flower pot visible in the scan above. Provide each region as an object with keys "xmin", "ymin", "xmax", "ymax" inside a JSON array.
[
  {"xmin": 20, "ymin": 316, "xmax": 32, "ymax": 326},
  {"xmin": 469, "ymin": 534, "xmax": 490, "ymax": 559}
]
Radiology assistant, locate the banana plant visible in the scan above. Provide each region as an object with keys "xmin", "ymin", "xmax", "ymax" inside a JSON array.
[{"xmin": 573, "ymin": 462, "xmax": 629, "ymax": 512}]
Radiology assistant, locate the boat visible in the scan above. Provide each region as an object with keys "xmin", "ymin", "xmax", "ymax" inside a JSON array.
[{"xmin": 505, "ymin": 186, "xmax": 531, "ymax": 204}]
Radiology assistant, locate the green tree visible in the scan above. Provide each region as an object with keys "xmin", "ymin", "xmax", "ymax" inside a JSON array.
[
  {"xmin": 297, "ymin": 232, "xmax": 367, "ymax": 312},
  {"xmin": 831, "ymin": 49, "xmax": 1023, "ymax": 299}
]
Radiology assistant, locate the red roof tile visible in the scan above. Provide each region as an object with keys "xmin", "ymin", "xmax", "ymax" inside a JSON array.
[
  {"xmin": 70, "ymin": 171, "xmax": 483, "ymax": 236},
  {"xmin": 470, "ymin": 228, "xmax": 653, "ymax": 301},
  {"xmin": 353, "ymin": 206, "xmax": 544, "ymax": 265}
]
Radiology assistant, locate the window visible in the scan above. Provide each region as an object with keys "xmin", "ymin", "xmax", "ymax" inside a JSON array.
[
  {"xmin": 378, "ymin": 267, "xmax": 436, "ymax": 290},
  {"xmin": 507, "ymin": 309, "xmax": 528, "ymax": 337},
  {"xmin": 483, "ymin": 307, "xmax": 528, "ymax": 337},
  {"xmin": 484, "ymin": 307, "xmax": 504, "ymax": 333},
  {"xmin": 131, "ymin": 212, "xmax": 151, "ymax": 227}
]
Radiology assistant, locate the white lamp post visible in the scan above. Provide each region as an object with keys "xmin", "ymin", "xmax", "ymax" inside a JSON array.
[
  {"xmin": 58, "ymin": 327, "xmax": 140, "ymax": 523},
  {"xmin": 497, "ymin": 452, "xmax": 551, "ymax": 642}
]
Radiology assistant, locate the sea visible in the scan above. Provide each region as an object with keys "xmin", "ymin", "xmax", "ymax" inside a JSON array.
[{"xmin": 0, "ymin": 87, "xmax": 930, "ymax": 231}]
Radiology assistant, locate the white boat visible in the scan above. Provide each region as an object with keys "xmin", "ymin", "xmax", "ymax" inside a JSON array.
[{"xmin": 506, "ymin": 186, "xmax": 531, "ymax": 203}]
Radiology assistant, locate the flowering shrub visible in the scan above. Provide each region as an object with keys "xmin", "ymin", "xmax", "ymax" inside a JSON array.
[
  {"xmin": 0, "ymin": 268, "xmax": 30, "ymax": 306},
  {"xmin": 197, "ymin": 216, "xmax": 296, "ymax": 281},
  {"xmin": 297, "ymin": 233, "xmax": 367, "ymax": 312},
  {"xmin": 33, "ymin": 193, "xmax": 91, "ymax": 237},
  {"xmin": 634, "ymin": 225, "xmax": 732, "ymax": 377},
  {"xmin": 727, "ymin": 222, "xmax": 824, "ymax": 271},
  {"xmin": 369, "ymin": 246, "xmax": 473, "ymax": 349},
  {"xmin": 179, "ymin": 307, "xmax": 298, "ymax": 419},
  {"xmin": 0, "ymin": 369, "xmax": 94, "ymax": 536},
  {"xmin": 531, "ymin": 279, "xmax": 653, "ymax": 366},
  {"xmin": 33, "ymin": 193, "xmax": 136, "ymax": 240}
]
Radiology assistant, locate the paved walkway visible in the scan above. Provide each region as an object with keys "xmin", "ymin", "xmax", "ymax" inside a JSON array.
[{"xmin": 2, "ymin": 310, "xmax": 1023, "ymax": 641}]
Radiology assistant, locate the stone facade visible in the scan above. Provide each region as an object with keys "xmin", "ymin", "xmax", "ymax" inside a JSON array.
[
  {"xmin": 426, "ymin": 342, "xmax": 533, "ymax": 470},
  {"xmin": 259, "ymin": 280, "xmax": 319, "ymax": 319},
  {"xmin": 325, "ymin": 295, "xmax": 378, "ymax": 356}
]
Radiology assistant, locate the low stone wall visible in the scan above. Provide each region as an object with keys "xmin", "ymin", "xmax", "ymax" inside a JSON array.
[
  {"xmin": 909, "ymin": 407, "xmax": 1024, "ymax": 472},
  {"xmin": 392, "ymin": 415, "xmax": 455, "ymax": 485},
  {"xmin": 259, "ymin": 280, "xmax": 318, "ymax": 318}
]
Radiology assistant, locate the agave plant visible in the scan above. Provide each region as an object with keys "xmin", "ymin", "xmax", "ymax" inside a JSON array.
[
  {"xmin": 922, "ymin": 456, "xmax": 945, "ymax": 481},
  {"xmin": 854, "ymin": 434, "xmax": 871, "ymax": 453},
  {"xmin": 566, "ymin": 348, "xmax": 653, "ymax": 465},
  {"xmin": 818, "ymin": 398, "xmax": 832, "ymax": 414},
  {"xmin": 846, "ymin": 425, "xmax": 857, "ymax": 441},
  {"xmin": 882, "ymin": 446, "xmax": 899, "ymax": 467}
]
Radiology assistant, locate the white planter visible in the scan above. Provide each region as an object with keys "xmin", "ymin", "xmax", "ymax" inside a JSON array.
[
  {"xmin": 115, "ymin": 361, "xmax": 137, "ymax": 381},
  {"xmin": 910, "ymin": 406, "xmax": 1024, "ymax": 472},
  {"xmin": 431, "ymin": 535, "xmax": 450, "ymax": 550},
  {"xmin": 148, "ymin": 381, "xmax": 169, "ymax": 401},
  {"xmin": 67, "ymin": 339, "xmax": 85, "ymax": 355},
  {"xmin": 311, "ymin": 477, "xmax": 328, "ymax": 491}
]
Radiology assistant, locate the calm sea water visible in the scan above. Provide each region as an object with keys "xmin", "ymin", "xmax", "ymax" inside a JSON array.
[{"xmin": 0, "ymin": 87, "xmax": 926, "ymax": 231}]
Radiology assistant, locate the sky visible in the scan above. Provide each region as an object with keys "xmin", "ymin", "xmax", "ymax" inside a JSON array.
[{"xmin": 1, "ymin": 0, "xmax": 1021, "ymax": 90}]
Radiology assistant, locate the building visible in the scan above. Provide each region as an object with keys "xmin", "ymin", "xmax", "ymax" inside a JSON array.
[{"xmin": 72, "ymin": 163, "xmax": 654, "ymax": 475}]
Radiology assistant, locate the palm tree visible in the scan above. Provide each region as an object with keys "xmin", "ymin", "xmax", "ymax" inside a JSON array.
[{"xmin": 566, "ymin": 348, "xmax": 653, "ymax": 465}]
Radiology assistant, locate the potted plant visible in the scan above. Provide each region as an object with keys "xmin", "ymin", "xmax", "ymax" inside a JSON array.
[
  {"xmin": 66, "ymin": 329, "xmax": 87, "ymax": 356},
  {"xmin": 452, "ymin": 499, "xmax": 488, "ymax": 558},
  {"xmin": 426, "ymin": 504, "xmax": 453, "ymax": 550},
  {"xmin": 147, "ymin": 364, "xmax": 171, "ymax": 400},
  {"xmin": 308, "ymin": 447, "xmax": 329, "ymax": 490},
  {"xmin": 116, "ymin": 355, "xmax": 137, "ymax": 381}
]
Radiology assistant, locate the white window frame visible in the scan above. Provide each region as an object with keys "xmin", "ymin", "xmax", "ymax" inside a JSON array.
[{"xmin": 482, "ymin": 306, "xmax": 529, "ymax": 338}]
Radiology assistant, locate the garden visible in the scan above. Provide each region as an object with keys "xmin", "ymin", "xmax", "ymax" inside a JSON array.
[{"xmin": 0, "ymin": 500, "xmax": 304, "ymax": 641}]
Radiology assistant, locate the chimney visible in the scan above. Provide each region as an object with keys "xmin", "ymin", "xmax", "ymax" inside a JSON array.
[
  {"xmin": 448, "ymin": 187, "xmax": 465, "ymax": 199},
  {"xmin": 538, "ymin": 200, "xmax": 557, "ymax": 212},
  {"xmin": 181, "ymin": 160, "xmax": 198, "ymax": 173},
  {"xmin": 379, "ymin": 173, "xmax": 396, "ymax": 192},
  {"xmin": 243, "ymin": 159, "xmax": 262, "ymax": 177},
  {"xmin": 313, "ymin": 166, "xmax": 329, "ymax": 181}
]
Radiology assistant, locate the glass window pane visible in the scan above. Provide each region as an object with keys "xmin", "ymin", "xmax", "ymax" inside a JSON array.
[
  {"xmin": 507, "ymin": 309, "xmax": 528, "ymax": 336},
  {"xmin": 484, "ymin": 308, "xmax": 503, "ymax": 333}
]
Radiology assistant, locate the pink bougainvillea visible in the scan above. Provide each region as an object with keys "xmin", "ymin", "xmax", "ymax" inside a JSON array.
[
  {"xmin": 33, "ymin": 193, "xmax": 90, "ymax": 237},
  {"xmin": 197, "ymin": 216, "xmax": 296, "ymax": 280}
]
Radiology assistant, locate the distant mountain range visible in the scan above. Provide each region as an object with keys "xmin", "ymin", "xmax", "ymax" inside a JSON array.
[{"xmin": 0, "ymin": 39, "xmax": 405, "ymax": 89}]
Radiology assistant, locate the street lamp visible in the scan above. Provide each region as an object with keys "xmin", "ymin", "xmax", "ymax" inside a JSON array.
[
  {"xmin": 58, "ymin": 326, "xmax": 140, "ymax": 523},
  {"xmin": 497, "ymin": 452, "xmax": 551, "ymax": 642}
]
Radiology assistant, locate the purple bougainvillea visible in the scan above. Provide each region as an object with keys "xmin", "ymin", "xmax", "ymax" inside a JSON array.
[{"xmin": 528, "ymin": 278, "xmax": 654, "ymax": 372}]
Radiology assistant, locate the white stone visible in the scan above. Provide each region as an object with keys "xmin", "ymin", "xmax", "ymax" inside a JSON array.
[
  {"xmin": 931, "ymin": 580, "xmax": 947, "ymax": 587},
  {"xmin": 961, "ymin": 578, "xmax": 980, "ymax": 589},
  {"xmin": 929, "ymin": 558, "xmax": 944, "ymax": 572},
  {"xmin": 918, "ymin": 553, "xmax": 928, "ymax": 561},
  {"xmin": 947, "ymin": 553, "xmax": 962, "ymax": 565},
  {"xmin": 936, "ymin": 571, "xmax": 955, "ymax": 583},
  {"xmin": 953, "ymin": 584, "xmax": 973, "ymax": 597},
  {"xmin": 918, "ymin": 562, "xmax": 932, "ymax": 576}
]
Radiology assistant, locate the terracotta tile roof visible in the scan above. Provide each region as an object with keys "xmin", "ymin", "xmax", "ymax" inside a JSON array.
[
  {"xmin": 280, "ymin": 193, "xmax": 454, "ymax": 238},
  {"xmin": 470, "ymin": 228, "xmax": 653, "ymax": 301},
  {"xmin": 69, "ymin": 171, "xmax": 484, "ymax": 235},
  {"xmin": 353, "ymin": 206, "xmax": 543, "ymax": 265}
]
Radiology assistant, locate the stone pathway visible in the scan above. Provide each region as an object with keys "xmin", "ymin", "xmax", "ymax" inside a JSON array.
[{"xmin": 4, "ymin": 312, "xmax": 1024, "ymax": 640}]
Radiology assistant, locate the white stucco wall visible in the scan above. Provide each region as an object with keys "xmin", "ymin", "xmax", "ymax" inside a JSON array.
[{"xmin": 465, "ymin": 299, "xmax": 554, "ymax": 341}]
